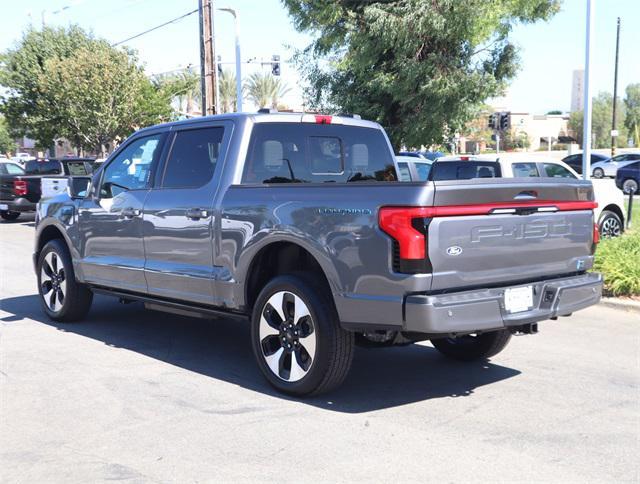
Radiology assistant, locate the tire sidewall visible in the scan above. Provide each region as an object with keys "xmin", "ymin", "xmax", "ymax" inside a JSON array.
[
  {"xmin": 250, "ymin": 274, "xmax": 336, "ymax": 396},
  {"xmin": 598, "ymin": 210, "xmax": 622, "ymax": 237},
  {"xmin": 37, "ymin": 240, "xmax": 77, "ymax": 320},
  {"xmin": 593, "ymin": 168, "xmax": 604, "ymax": 178}
]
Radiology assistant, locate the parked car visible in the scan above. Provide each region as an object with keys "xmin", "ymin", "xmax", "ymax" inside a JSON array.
[
  {"xmin": 429, "ymin": 157, "xmax": 626, "ymax": 237},
  {"xmin": 561, "ymin": 153, "xmax": 610, "ymax": 175},
  {"xmin": 397, "ymin": 150, "xmax": 444, "ymax": 160},
  {"xmin": 0, "ymin": 161, "xmax": 42, "ymax": 220},
  {"xmin": 590, "ymin": 152, "xmax": 640, "ymax": 179},
  {"xmin": 35, "ymin": 112, "xmax": 602, "ymax": 396},
  {"xmin": 11, "ymin": 152, "xmax": 36, "ymax": 166},
  {"xmin": 25, "ymin": 158, "xmax": 95, "ymax": 200},
  {"xmin": 395, "ymin": 155, "xmax": 433, "ymax": 181},
  {"xmin": 615, "ymin": 161, "xmax": 640, "ymax": 194}
]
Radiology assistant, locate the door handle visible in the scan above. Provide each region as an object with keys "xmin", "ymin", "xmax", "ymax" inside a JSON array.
[
  {"xmin": 122, "ymin": 207, "xmax": 141, "ymax": 218},
  {"xmin": 185, "ymin": 208, "xmax": 210, "ymax": 220}
]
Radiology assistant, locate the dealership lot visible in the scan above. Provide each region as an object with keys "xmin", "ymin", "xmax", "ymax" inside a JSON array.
[{"xmin": 1, "ymin": 216, "xmax": 638, "ymax": 482}]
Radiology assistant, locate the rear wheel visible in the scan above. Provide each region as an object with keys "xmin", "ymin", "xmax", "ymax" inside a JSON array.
[
  {"xmin": 592, "ymin": 168, "xmax": 604, "ymax": 178},
  {"xmin": 0, "ymin": 211, "xmax": 20, "ymax": 221},
  {"xmin": 431, "ymin": 330, "xmax": 511, "ymax": 361},
  {"xmin": 250, "ymin": 274, "xmax": 354, "ymax": 396},
  {"xmin": 37, "ymin": 239, "xmax": 93, "ymax": 322},
  {"xmin": 623, "ymin": 178, "xmax": 638, "ymax": 195},
  {"xmin": 598, "ymin": 210, "xmax": 623, "ymax": 238}
]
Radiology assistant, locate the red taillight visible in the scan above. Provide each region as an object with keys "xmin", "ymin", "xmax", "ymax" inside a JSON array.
[
  {"xmin": 593, "ymin": 222, "xmax": 600, "ymax": 245},
  {"xmin": 315, "ymin": 115, "xmax": 332, "ymax": 124},
  {"xmin": 379, "ymin": 207, "xmax": 431, "ymax": 259},
  {"xmin": 13, "ymin": 180, "xmax": 27, "ymax": 196}
]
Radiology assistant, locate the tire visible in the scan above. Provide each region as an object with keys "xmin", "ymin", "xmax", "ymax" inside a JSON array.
[
  {"xmin": 0, "ymin": 211, "xmax": 20, "ymax": 221},
  {"xmin": 598, "ymin": 210, "xmax": 623, "ymax": 238},
  {"xmin": 431, "ymin": 329, "xmax": 511, "ymax": 362},
  {"xmin": 592, "ymin": 168, "xmax": 604, "ymax": 178},
  {"xmin": 37, "ymin": 239, "xmax": 93, "ymax": 322},
  {"xmin": 250, "ymin": 273, "xmax": 354, "ymax": 396},
  {"xmin": 622, "ymin": 178, "xmax": 638, "ymax": 195}
]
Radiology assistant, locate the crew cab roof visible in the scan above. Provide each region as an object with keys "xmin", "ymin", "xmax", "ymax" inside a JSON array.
[{"xmin": 135, "ymin": 111, "xmax": 382, "ymax": 135}]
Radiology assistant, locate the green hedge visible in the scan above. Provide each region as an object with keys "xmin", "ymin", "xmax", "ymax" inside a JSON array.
[{"xmin": 593, "ymin": 228, "xmax": 640, "ymax": 297}]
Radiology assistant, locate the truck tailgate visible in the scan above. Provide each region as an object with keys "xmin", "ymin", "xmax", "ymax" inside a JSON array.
[
  {"xmin": 41, "ymin": 176, "xmax": 69, "ymax": 200},
  {"xmin": 428, "ymin": 178, "xmax": 596, "ymax": 291}
]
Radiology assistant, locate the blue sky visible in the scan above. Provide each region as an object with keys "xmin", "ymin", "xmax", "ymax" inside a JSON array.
[{"xmin": 1, "ymin": 0, "xmax": 638, "ymax": 113}]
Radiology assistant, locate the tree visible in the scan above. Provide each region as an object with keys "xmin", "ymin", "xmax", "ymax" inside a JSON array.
[
  {"xmin": 569, "ymin": 92, "xmax": 628, "ymax": 149},
  {"xmin": 625, "ymin": 83, "xmax": 640, "ymax": 147},
  {"xmin": 546, "ymin": 110, "xmax": 562, "ymax": 115},
  {"xmin": 1, "ymin": 25, "xmax": 172, "ymax": 153},
  {"xmin": 0, "ymin": 115, "xmax": 15, "ymax": 155},
  {"xmin": 283, "ymin": 0, "xmax": 560, "ymax": 148},
  {"xmin": 219, "ymin": 70, "xmax": 237, "ymax": 113},
  {"xmin": 155, "ymin": 70, "xmax": 201, "ymax": 117},
  {"xmin": 244, "ymin": 72, "xmax": 291, "ymax": 109}
]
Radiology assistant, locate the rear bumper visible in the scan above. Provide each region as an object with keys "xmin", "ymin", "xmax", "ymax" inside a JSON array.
[
  {"xmin": 0, "ymin": 198, "xmax": 37, "ymax": 213},
  {"xmin": 403, "ymin": 273, "xmax": 603, "ymax": 335}
]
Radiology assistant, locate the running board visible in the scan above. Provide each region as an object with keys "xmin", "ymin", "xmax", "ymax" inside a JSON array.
[{"xmin": 89, "ymin": 286, "xmax": 249, "ymax": 322}]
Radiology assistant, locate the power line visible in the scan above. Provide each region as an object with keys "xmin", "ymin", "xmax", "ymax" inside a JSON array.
[{"xmin": 112, "ymin": 8, "xmax": 199, "ymax": 47}]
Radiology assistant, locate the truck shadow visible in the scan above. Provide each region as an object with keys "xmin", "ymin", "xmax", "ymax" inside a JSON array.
[{"xmin": 1, "ymin": 294, "xmax": 521, "ymax": 413}]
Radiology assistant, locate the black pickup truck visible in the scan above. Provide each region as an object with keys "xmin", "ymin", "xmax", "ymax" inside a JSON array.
[
  {"xmin": 0, "ymin": 161, "xmax": 41, "ymax": 221},
  {"xmin": 0, "ymin": 158, "xmax": 94, "ymax": 221}
]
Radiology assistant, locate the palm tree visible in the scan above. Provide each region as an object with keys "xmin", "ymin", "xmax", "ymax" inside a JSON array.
[
  {"xmin": 244, "ymin": 72, "xmax": 291, "ymax": 109},
  {"xmin": 219, "ymin": 70, "xmax": 237, "ymax": 113},
  {"xmin": 156, "ymin": 70, "xmax": 201, "ymax": 116}
]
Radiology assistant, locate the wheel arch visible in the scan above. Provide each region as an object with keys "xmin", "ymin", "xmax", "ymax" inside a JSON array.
[
  {"xmin": 600, "ymin": 203, "xmax": 625, "ymax": 226},
  {"xmin": 242, "ymin": 238, "xmax": 338, "ymax": 313}
]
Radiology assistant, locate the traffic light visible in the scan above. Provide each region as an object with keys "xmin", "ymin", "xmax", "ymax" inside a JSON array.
[
  {"xmin": 499, "ymin": 112, "xmax": 510, "ymax": 131},
  {"xmin": 487, "ymin": 113, "xmax": 496, "ymax": 129},
  {"xmin": 271, "ymin": 55, "xmax": 280, "ymax": 76}
]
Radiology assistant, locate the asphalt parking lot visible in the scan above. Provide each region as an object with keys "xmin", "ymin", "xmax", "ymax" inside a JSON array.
[{"xmin": 1, "ymin": 215, "xmax": 639, "ymax": 482}]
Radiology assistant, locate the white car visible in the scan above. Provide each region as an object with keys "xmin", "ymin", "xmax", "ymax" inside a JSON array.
[
  {"xmin": 498, "ymin": 158, "xmax": 626, "ymax": 237},
  {"xmin": 591, "ymin": 153, "xmax": 640, "ymax": 179},
  {"xmin": 11, "ymin": 152, "xmax": 36, "ymax": 166},
  {"xmin": 395, "ymin": 155, "xmax": 433, "ymax": 182}
]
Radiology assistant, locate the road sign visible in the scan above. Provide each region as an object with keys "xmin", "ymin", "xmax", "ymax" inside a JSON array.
[{"xmin": 611, "ymin": 129, "xmax": 619, "ymax": 137}]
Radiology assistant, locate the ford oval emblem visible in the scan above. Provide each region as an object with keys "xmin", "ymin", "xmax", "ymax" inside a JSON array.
[{"xmin": 446, "ymin": 246, "xmax": 463, "ymax": 256}]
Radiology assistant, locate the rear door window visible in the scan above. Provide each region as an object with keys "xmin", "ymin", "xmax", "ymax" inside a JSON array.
[
  {"xmin": 242, "ymin": 123, "xmax": 396, "ymax": 183},
  {"xmin": 162, "ymin": 127, "xmax": 224, "ymax": 189},
  {"xmin": 512, "ymin": 163, "xmax": 539, "ymax": 177}
]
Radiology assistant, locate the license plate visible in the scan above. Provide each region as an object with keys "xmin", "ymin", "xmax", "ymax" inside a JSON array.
[
  {"xmin": 0, "ymin": 204, "xmax": 8, "ymax": 210},
  {"xmin": 504, "ymin": 286, "xmax": 533, "ymax": 313}
]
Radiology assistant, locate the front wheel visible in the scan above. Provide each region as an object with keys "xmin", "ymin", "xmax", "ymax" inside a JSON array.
[
  {"xmin": 431, "ymin": 330, "xmax": 512, "ymax": 361},
  {"xmin": 250, "ymin": 274, "xmax": 354, "ymax": 396},
  {"xmin": 592, "ymin": 168, "xmax": 604, "ymax": 178},
  {"xmin": 0, "ymin": 211, "xmax": 20, "ymax": 221},
  {"xmin": 37, "ymin": 239, "xmax": 93, "ymax": 321}
]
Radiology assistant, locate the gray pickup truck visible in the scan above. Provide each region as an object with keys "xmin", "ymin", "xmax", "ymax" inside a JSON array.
[{"xmin": 34, "ymin": 112, "xmax": 603, "ymax": 396}]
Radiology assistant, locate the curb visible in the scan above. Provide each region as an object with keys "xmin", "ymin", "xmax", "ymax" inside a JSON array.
[{"xmin": 599, "ymin": 297, "xmax": 640, "ymax": 314}]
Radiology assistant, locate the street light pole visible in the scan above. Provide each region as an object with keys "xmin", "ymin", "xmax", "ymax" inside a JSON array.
[
  {"xmin": 218, "ymin": 8, "xmax": 243, "ymax": 112},
  {"xmin": 582, "ymin": 0, "xmax": 594, "ymax": 180}
]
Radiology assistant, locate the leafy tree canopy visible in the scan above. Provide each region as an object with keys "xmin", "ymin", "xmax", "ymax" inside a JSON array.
[
  {"xmin": 569, "ymin": 91, "xmax": 628, "ymax": 149},
  {"xmin": 624, "ymin": 83, "xmax": 640, "ymax": 147},
  {"xmin": 0, "ymin": 115, "xmax": 15, "ymax": 155},
  {"xmin": 0, "ymin": 25, "xmax": 172, "ymax": 152},
  {"xmin": 283, "ymin": 0, "xmax": 561, "ymax": 148}
]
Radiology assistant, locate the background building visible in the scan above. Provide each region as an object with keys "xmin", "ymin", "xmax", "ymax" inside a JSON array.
[{"xmin": 571, "ymin": 69, "xmax": 584, "ymax": 112}]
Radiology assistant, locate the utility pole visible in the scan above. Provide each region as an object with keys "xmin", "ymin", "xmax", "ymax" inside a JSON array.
[
  {"xmin": 582, "ymin": 0, "xmax": 594, "ymax": 180},
  {"xmin": 611, "ymin": 17, "xmax": 621, "ymax": 157},
  {"xmin": 198, "ymin": 0, "xmax": 218, "ymax": 116}
]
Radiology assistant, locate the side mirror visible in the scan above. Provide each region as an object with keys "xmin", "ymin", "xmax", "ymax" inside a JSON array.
[{"xmin": 67, "ymin": 176, "xmax": 92, "ymax": 199}]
